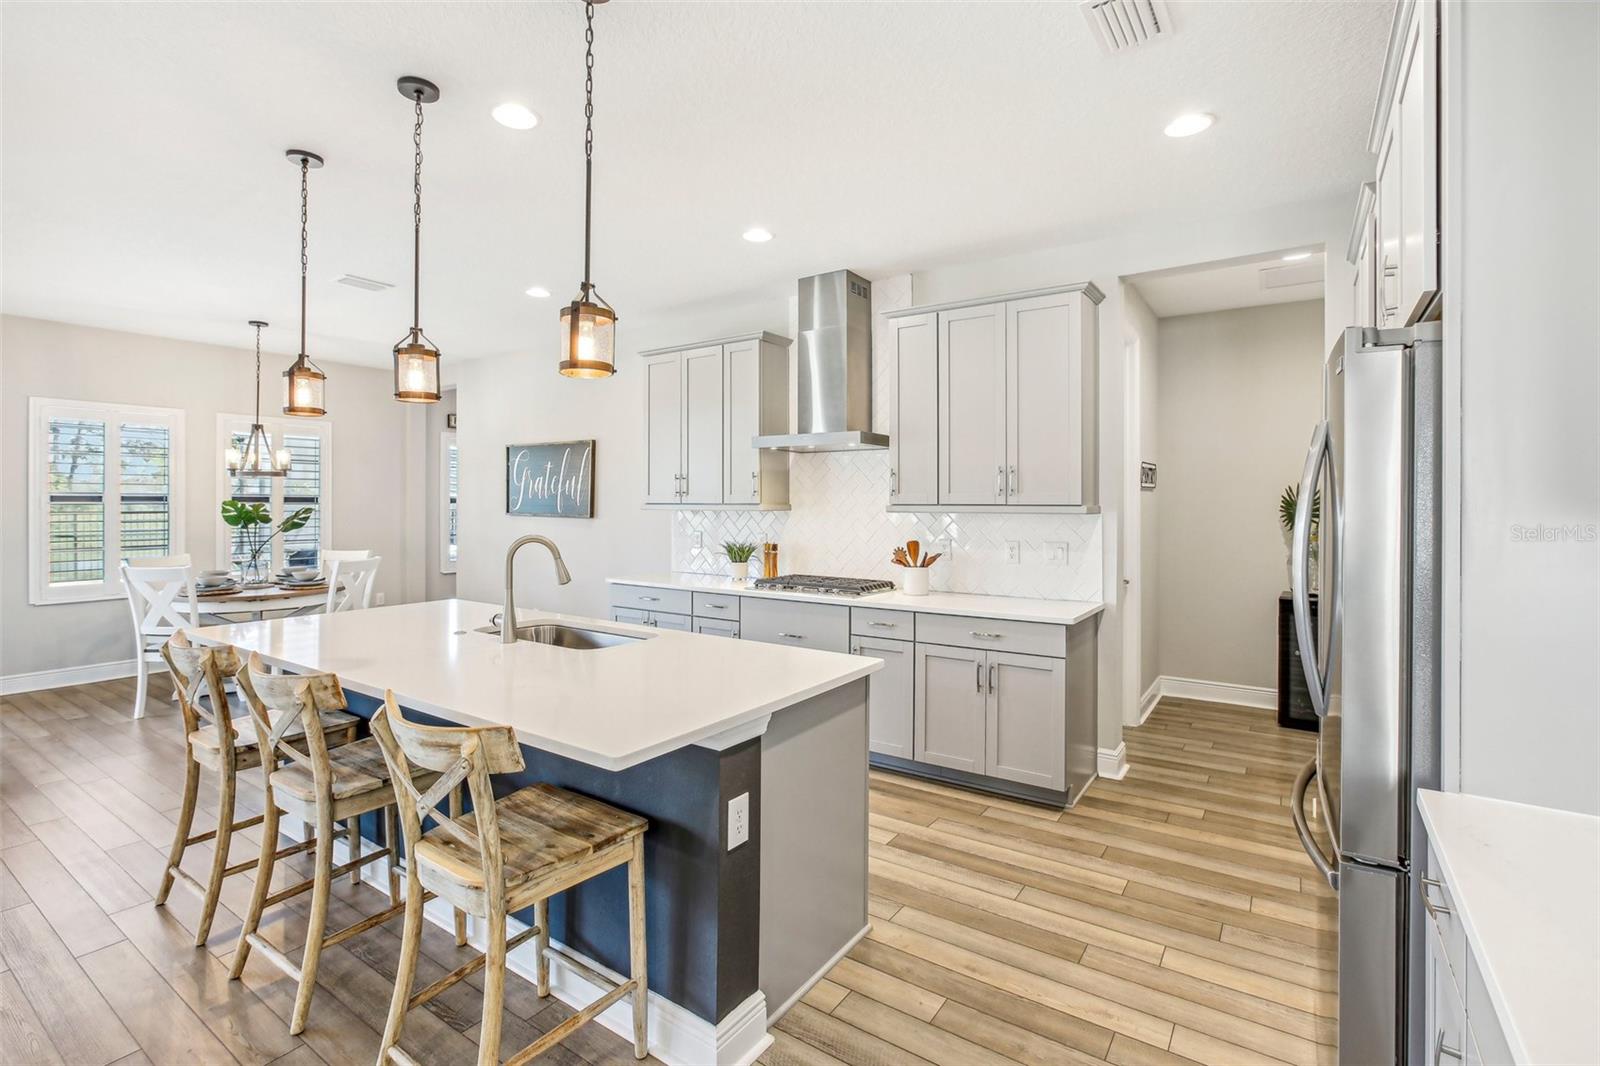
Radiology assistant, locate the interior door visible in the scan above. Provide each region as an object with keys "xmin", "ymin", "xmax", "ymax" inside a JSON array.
[
  {"xmin": 890, "ymin": 312, "xmax": 938, "ymax": 506},
  {"xmin": 1006, "ymin": 292, "xmax": 1081, "ymax": 506},
  {"xmin": 723, "ymin": 339, "xmax": 761, "ymax": 504},
  {"xmin": 681, "ymin": 345, "xmax": 724, "ymax": 505},
  {"xmin": 984, "ymin": 650, "xmax": 1067, "ymax": 791},
  {"xmin": 913, "ymin": 643, "xmax": 985, "ymax": 774},
  {"xmin": 937, "ymin": 304, "xmax": 1006, "ymax": 506},
  {"xmin": 643, "ymin": 355, "xmax": 683, "ymax": 503},
  {"xmin": 856, "ymin": 636, "xmax": 913, "ymax": 760}
]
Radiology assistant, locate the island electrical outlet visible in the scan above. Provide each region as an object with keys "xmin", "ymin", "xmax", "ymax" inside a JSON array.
[{"xmin": 728, "ymin": 792, "xmax": 749, "ymax": 850}]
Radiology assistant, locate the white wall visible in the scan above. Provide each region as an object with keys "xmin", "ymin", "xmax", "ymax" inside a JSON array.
[
  {"xmin": 0, "ymin": 314, "xmax": 424, "ymax": 679},
  {"xmin": 1444, "ymin": 0, "xmax": 1599, "ymax": 814},
  {"xmin": 1123, "ymin": 284, "xmax": 1160, "ymax": 708},
  {"xmin": 424, "ymin": 388, "xmax": 458, "ymax": 602},
  {"xmin": 1151, "ymin": 301, "xmax": 1325, "ymax": 693}
]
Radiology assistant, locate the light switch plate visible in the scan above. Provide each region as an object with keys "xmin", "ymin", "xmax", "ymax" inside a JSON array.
[
  {"xmin": 374, "ymin": 593, "xmax": 386, "ymax": 605},
  {"xmin": 727, "ymin": 792, "xmax": 749, "ymax": 850},
  {"xmin": 1045, "ymin": 542, "xmax": 1069, "ymax": 565}
]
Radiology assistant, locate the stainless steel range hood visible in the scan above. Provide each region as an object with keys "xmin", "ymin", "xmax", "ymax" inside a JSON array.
[{"xmin": 754, "ymin": 269, "xmax": 889, "ymax": 452}]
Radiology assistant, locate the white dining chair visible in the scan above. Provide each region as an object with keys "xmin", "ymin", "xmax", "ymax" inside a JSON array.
[
  {"xmin": 321, "ymin": 549, "xmax": 373, "ymax": 564},
  {"xmin": 121, "ymin": 562, "xmax": 200, "ymax": 719},
  {"xmin": 325, "ymin": 556, "xmax": 381, "ymax": 613}
]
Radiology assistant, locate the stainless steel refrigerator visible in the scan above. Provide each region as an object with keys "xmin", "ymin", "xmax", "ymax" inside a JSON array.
[{"xmin": 1289, "ymin": 323, "xmax": 1442, "ymax": 1066}]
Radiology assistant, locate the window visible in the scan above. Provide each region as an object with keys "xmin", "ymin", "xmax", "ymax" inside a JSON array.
[
  {"xmin": 217, "ymin": 415, "xmax": 332, "ymax": 572},
  {"xmin": 440, "ymin": 430, "xmax": 458, "ymax": 574},
  {"xmin": 28, "ymin": 398, "xmax": 185, "ymax": 604}
]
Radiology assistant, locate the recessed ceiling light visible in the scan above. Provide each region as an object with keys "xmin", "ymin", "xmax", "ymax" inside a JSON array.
[
  {"xmin": 492, "ymin": 102, "xmax": 540, "ymax": 130},
  {"xmin": 1281, "ymin": 251, "xmax": 1313, "ymax": 262},
  {"xmin": 742, "ymin": 227, "xmax": 774, "ymax": 243},
  {"xmin": 1164, "ymin": 112, "xmax": 1215, "ymax": 138},
  {"xmin": 525, "ymin": 286, "xmax": 551, "ymax": 298}
]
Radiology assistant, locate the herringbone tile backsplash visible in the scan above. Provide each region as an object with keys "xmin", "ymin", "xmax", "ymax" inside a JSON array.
[{"xmin": 671, "ymin": 450, "xmax": 1104, "ymax": 601}]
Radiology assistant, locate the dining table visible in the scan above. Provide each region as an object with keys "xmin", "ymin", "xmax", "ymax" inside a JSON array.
[{"xmin": 193, "ymin": 582, "xmax": 338, "ymax": 622}]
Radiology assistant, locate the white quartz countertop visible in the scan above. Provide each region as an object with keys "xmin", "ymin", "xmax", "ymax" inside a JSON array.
[
  {"xmin": 1417, "ymin": 790, "xmax": 1600, "ymax": 1065},
  {"xmin": 190, "ymin": 598, "xmax": 878, "ymax": 772},
  {"xmin": 608, "ymin": 573, "xmax": 1105, "ymax": 625}
]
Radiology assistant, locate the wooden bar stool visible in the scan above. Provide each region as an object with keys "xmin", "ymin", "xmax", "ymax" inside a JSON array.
[
  {"xmin": 370, "ymin": 692, "xmax": 650, "ymax": 1066},
  {"xmin": 230, "ymin": 654, "xmax": 468, "ymax": 1035},
  {"xmin": 157, "ymin": 631, "xmax": 360, "ymax": 946}
]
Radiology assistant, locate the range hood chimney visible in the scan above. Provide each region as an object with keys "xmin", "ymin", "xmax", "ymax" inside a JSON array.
[{"xmin": 754, "ymin": 269, "xmax": 889, "ymax": 452}]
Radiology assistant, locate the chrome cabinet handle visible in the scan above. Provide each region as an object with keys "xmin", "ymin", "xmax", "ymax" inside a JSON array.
[
  {"xmin": 1433, "ymin": 1030, "xmax": 1462, "ymax": 1064},
  {"xmin": 639, "ymin": 595, "xmax": 660, "ymax": 603},
  {"xmin": 751, "ymin": 470, "xmax": 759, "ymax": 499},
  {"xmin": 975, "ymin": 662, "xmax": 982, "ymax": 691},
  {"xmin": 996, "ymin": 465, "xmax": 1005, "ymax": 498},
  {"xmin": 970, "ymin": 631, "xmax": 1003, "ymax": 640},
  {"xmin": 1421, "ymin": 877, "xmax": 1453, "ymax": 918},
  {"xmin": 1009, "ymin": 465, "xmax": 1017, "ymax": 494},
  {"xmin": 867, "ymin": 620, "xmax": 897, "ymax": 628},
  {"xmin": 705, "ymin": 603, "xmax": 728, "ymax": 610},
  {"xmin": 889, "ymin": 468, "xmax": 898, "ymax": 496},
  {"xmin": 987, "ymin": 663, "xmax": 995, "ymax": 693},
  {"xmin": 777, "ymin": 632, "xmax": 804, "ymax": 640}
]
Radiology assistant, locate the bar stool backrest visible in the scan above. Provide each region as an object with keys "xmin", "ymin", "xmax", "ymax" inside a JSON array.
[
  {"xmin": 162, "ymin": 631, "xmax": 245, "ymax": 756},
  {"xmin": 238, "ymin": 653, "xmax": 351, "ymax": 796},
  {"xmin": 370, "ymin": 693, "xmax": 525, "ymax": 905}
]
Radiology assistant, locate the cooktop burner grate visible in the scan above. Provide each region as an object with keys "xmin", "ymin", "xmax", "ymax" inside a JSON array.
[{"xmin": 750, "ymin": 574, "xmax": 896, "ymax": 597}]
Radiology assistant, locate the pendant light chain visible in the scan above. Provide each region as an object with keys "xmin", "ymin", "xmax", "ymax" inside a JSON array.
[
  {"xmin": 253, "ymin": 322, "xmax": 264, "ymax": 425},
  {"xmin": 412, "ymin": 89, "xmax": 424, "ymax": 331},
  {"xmin": 299, "ymin": 157, "xmax": 309, "ymax": 357},
  {"xmin": 582, "ymin": 0, "xmax": 595, "ymax": 292}
]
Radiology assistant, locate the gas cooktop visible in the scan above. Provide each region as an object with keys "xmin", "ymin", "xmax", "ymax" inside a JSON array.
[{"xmin": 750, "ymin": 574, "xmax": 896, "ymax": 597}]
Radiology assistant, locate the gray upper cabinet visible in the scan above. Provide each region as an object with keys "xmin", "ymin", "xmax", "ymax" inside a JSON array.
[
  {"xmin": 985, "ymin": 651, "xmax": 1067, "ymax": 791},
  {"xmin": 888, "ymin": 312, "xmax": 938, "ymax": 507},
  {"xmin": 639, "ymin": 332, "xmax": 791, "ymax": 508},
  {"xmin": 856, "ymin": 635, "xmax": 913, "ymax": 760},
  {"xmin": 885, "ymin": 282, "xmax": 1101, "ymax": 513},
  {"xmin": 938, "ymin": 303, "xmax": 1007, "ymax": 506},
  {"xmin": 914, "ymin": 643, "xmax": 986, "ymax": 774}
]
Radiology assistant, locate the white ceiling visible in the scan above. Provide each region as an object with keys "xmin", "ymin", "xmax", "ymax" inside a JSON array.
[
  {"xmin": 2, "ymin": 1, "xmax": 1388, "ymax": 367},
  {"xmin": 1131, "ymin": 249, "xmax": 1327, "ymax": 317}
]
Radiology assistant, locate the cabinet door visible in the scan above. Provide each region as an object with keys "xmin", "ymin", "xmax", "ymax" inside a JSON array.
[
  {"xmin": 652, "ymin": 611, "xmax": 692, "ymax": 632},
  {"xmin": 914, "ymin": 644, "xmax": 986, "ymax": 774},
  {"xmin": 1353, "ymin": 218, "xmax": 1376, "ymax": 328},
  {"xmin": 889, "ymin": 312, "xmax": 939, "ymax": 506},
  {"xmin": 694, "ymin": 617, "xmax": 740, "ymax": 638},
  {"xmin": 1396, "ymin": 0, "xmax": 1437, "ymax": 323},
  {"xmin": 1006, "ymin": 292, "xmax": 1081, "ymax": 506},
  {"xmin": 855, "ymin": 636, "xmax": 913, "ymax": 760},
  {"xmin": 681, "ymin": 346, "xmax": 724, "ymax": 504},
  {"xmin": 937, "ymin": 304, "xmax": 1007, "ymax": 506},
  {"xmin": 984, "ymin": 651, "xmax": 1067, "ymax": 791},
  {"xmin": 723, "ymin": 338, "xmax": 762, "ymax": 504},
  {"xmin": 643, "ymin": 355, "xmax": 683, "ymax": 503},
  {"xmin": 1375, "ymin": 111, "xmax": 1402, "ymax": 327},
  {"xmin": 612, "ymin": 607, "xmax": 650, "ymax": 626}
]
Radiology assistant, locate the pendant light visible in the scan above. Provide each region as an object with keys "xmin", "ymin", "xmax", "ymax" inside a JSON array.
[
  {"xmin": 393, "ymin": 76, "xmax": 442, "ymax": 403},
  {"xmin": 283, "ymin": 149, "xmax": 328, "ymax": 416},
  {"xmin": 227, "ymin": 321, "xmax": 292, "ymax": 477},
  {"xmin": 559, "ymin": 0, "xmax": 616, "ymax": 378}
]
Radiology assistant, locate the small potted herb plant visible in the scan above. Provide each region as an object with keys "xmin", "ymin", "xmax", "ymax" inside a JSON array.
[{"xmin": 723, "ymin": 541, "xmax": 757, "ymax": 583}]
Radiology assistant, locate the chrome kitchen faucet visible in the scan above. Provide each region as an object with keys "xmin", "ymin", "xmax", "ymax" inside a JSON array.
[{"xmin": 502, "ymin": 535, "xmax": 573, "ymax": 643}]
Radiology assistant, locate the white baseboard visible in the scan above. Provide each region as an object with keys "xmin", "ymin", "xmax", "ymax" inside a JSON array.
[
  {"xmin": 1138, "ymin": 679, "xmax": 1162, "ymax": 724},
  {"xmin": 1096, "ymin": 743, "xmax": 1129, "ymax": 780},
  {"xmin": 0, "ymin": 658, "xmax": 138, "ymax": 696},
  {"xmin": 336, "ymin": 835, "xmax": 767, "ymax": 1066},
  {"xmin": 766, "ymin": 920, "xmax": 870, "ymax": 1025},
  {"xmin": 1143, "ymin": 675, "xmax": 1276, "ymax": 711}
]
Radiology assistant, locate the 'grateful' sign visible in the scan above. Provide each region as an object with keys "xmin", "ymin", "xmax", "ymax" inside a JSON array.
[{"xmin": 505, "ymin": 440, "xmax": 594, "ymax": 517}]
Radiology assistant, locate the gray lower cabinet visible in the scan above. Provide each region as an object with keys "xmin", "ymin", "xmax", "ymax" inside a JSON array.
[
  {"xmin": 985, "ymin": 651, "xmax": 1067, "ymax": 791},
  {"xmin": 611, "ymin": 607, "xmax": 691, "ymax": 631},
  {"xmin": 854, "ymin": 636, "xmax": 913, "ymax": 760},
  {"xmin": 739, "ymin": 597, "xmax": 850, "ymax": 654},
  {"xmin": 694, "ymin": 617, "xmax": 740, "ymax": 638},
  {"xmin": 913, "ymin": 644, "xmax": 987, "ymax": 774}
]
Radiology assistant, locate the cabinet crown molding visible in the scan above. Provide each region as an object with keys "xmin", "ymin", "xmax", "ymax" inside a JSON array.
[
  {"xmin": 882, "ymin": 281, "xmax": 1104, "ymax": 319},
  {"xmin": 1347, "ymin": 181, "xmax": 1377, "ymax": 265},
  {"xmin": 1367, "ymin": 0, "xmax": 1418, "ymax": 154},
  {"xmin": 636, "ymin": 331, "xmax": 792, "ymax": 359}
]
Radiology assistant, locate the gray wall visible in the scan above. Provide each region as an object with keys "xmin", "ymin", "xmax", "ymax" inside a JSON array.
[
  {"xmin": 0, "ymin": 314, "xmax": 423, "ymax": 678},
  {"xmin": 1124, "ymin": 284, "xmax": 1161, "ymax": 703},
  {"xmin": 1154, "ymin": 300, "xmax": 1324, "ymax": 692},
  {"xmin": 424, "ymin": 388, "xmax": 458, "ymax": 601}
]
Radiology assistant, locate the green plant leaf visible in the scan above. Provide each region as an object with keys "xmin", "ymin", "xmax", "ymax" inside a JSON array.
[{"xmin": 277, "ymin": 507, "xmax": 313, "ymax": 535}]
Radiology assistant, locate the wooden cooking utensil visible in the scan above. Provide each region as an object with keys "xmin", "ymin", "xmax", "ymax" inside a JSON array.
[
  {"xmin": 920, "ymin": 552, "xmax": 942, "ymax": 568},
  {"xmin": 907, "ymin": 540, "xmax": 921, "ymax": 566}
]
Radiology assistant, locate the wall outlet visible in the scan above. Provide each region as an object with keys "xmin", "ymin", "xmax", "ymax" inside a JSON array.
[
  {"xmin": 692, "ymin": 531, "xmax": 704, "ymax": 552},
  {"xmin": 1005, "ymin": 540, "xmax": 1021, "ymax": 564},
  {"xmin": 1045, "ymin": 542, "xmax": 1070, "ymax": 565},
  {"xmin": 374, "ymin": 592, "xmax": 386, "ymax": 605},
  {"xmin": 727, "ymin": 792, "xmax": 750, "ymax": 850}
]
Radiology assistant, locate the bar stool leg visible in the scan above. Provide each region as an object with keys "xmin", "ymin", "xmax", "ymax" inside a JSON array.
[
  {"xmin": 156, "ymin": 754, "xmax": 201, "ymax": 906},
  {"xmin": 628, "ymin": 838, "xmax": 648, "ymax": 1059},
  {"xmin": 534, "ymin": 897, "xmax": 550, "ymax": 997},
  {"xmin": 450, "ymin": 785, "xmax": 468, "ymax": 948},
  {"xmin": 378, "ymin": 877, "xmax": 424, "ymax": 1065},
  {"xmin": 477, "ymin": 907, "xmax": 508, "ymax": 1066},
  {"xmin": 230, "ymin": 801, "xmax": 280, "ymax": 979},
  {"xmin": 289, "ymin": 802, "xmax": 336, "ymax": 1035},
  {"xmin": 383, "ymin": 806, "xmax": 402, "ymax": 907},
  {"xmin": 195, "ymin": 764, "xmax": 237, "ymax": 946}
]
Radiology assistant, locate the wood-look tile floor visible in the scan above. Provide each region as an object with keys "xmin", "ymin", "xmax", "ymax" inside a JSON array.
[
  {"xmin": 763, "ymin": 698, "xmax": 1337, "ymax": 1066},
  {"xmin": 1, "ymin": 677, "xmax": 1334, "ymax": 1066}
]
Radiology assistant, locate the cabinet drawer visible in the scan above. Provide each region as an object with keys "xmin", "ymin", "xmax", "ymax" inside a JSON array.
[
  {"xmin": 1465, "ymin": 946, "xmax": 1514, "ymax": 1066},
  {"xmin": 609, "ymin": 584, "xmax": 693, "ymax": 615},
  {"xmin": 693, "ymin": 592, "xmax": 741, "ymax": 619},
  {"xmin": 1428, "ymin": 922, "xmax": 1468, "ymax": 1066},
  {"xmin": 740, "ymin": 597, "xmax": 849, "ymax": 654},
  {"xmin": 610, "ymin": 607, "xmax": 691, "ymax": 632},
  {"xmin": 1424, "ymin": 844, "xmax": 1467, "ymax": 987},
  {"xmin": 915, "ymin": 612, "xmax": 1067, "ymax": 658},
  {"xmin": 852, "ymin": 606, "xmax": 913, "ymax": 639},
  {"xmin": 694, "ymin": 618, "xmax": 740, "ymax": 639}
]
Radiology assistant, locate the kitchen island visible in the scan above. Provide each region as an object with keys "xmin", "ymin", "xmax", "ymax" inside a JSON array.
[{"xmin": 192, "ymin": 598, "xmax": 879, "ymax": 1066}]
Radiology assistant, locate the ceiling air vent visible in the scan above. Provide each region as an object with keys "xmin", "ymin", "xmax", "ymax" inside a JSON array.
[
  {"xmin": 335, "ymin": 274, "xmax": 394, "ymax": 292},
  {"xmin": 1081, "ymin": 0, "xmax": 1173, "ymax": 54}
]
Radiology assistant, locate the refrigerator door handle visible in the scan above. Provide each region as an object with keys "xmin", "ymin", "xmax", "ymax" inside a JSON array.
[
  {"xmin": 1292, "ymin": 757, "xmax": 1339, "ymax": 891},
  {"xmin": 1291, "ymin": 422, "xmax": 1337, "ymax": 718}
]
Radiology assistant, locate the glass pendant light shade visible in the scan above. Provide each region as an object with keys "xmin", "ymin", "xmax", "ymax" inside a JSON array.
[
  {"xmin": 232, "ymin": 321, "xmax": 289, "ymax": 477},
  {"xmin": 559, "ymin": 296, "xmax": 616, "ymax": 378},
  {"xmin": 283, "ymin": 354, "xmax": 326, "ymax": 416},
  {"xmin": 393, "ymin": 331, "xmax": 442, "ymax": 402}
]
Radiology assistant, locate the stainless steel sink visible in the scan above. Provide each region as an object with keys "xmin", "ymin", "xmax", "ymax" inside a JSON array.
[{"xmin": 473, "ymin": 623, "xmax": 642, "ymax": 649}]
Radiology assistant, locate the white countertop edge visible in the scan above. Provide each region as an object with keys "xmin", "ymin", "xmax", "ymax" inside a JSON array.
[
  {"xmin": 194, "ymin": 611, "xmax": 880, "ymax": 773},
  {"xmin": 607, "ymin": 573, "xmax": 1106, "ymax": 626},
  {"xmin": 1418, "ymin": 789, "xmax": 1600, "ymax": 1066}
]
